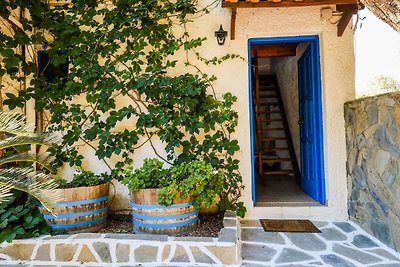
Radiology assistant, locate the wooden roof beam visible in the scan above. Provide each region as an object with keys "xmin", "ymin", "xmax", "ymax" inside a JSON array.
[
  {"xmin": 336, "ymin": 4, "xmax": 360, "ymax": 36},
  {"xmin": 222, "ymin": 0, "xmax": 358, "ymax": 8}
]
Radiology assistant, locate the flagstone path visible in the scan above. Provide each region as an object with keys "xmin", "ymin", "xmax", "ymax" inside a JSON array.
[{"xmin": 1, "ymin": 215, "xmax": 400, "ymax": 266}]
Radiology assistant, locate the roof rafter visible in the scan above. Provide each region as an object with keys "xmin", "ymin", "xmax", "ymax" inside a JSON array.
[{"xmin": 222, "ymin": 0, "xmax": 359, "ymax": 8}]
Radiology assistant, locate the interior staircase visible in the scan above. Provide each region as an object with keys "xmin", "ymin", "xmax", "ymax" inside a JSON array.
[{"xmin": 252, "ymin": 59, "xmax": 300, "ymax": 186}]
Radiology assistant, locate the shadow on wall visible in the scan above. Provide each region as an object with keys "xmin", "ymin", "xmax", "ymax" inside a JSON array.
[{"xmin": 345, "ymin": 92, "xmax": 400, "ymax": 251}]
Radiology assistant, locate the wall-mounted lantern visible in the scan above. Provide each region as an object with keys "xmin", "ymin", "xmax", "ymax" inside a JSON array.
[{"xmin": 215, "ymin": 25, "xmax": 228, "ymax": 45}]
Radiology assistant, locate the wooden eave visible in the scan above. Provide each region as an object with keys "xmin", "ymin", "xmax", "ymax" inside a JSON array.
[
  {"xmin": 222, "ymin": 0, "xmax": 358, "ymax": 8},
  {"xmin": 222, "ymin": 0, "xmax": 362, "ymax": 38}
]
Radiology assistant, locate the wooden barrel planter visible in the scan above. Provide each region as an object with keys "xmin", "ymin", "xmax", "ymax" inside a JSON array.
[
  {"xmin": 39, "ymin": 183, "xmax": 109, "ymax": 233},
  {"xmin": 130, "ymin": 188, "xmax": 198, "ymax": 234}
]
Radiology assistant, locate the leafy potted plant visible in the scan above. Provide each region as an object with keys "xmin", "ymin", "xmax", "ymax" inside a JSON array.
[
  {"xmin": 39, "ymin": 170, "xmax": 110, "ymax": 233},
  {"xmin": 122, "ymin": 156, "xmax": 225, "ymax": 234}
]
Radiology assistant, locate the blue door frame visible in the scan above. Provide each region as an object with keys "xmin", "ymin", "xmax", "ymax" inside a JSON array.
[{"xmin": 248, "ymin": 35, "xmax": 326, "ymax": 204}]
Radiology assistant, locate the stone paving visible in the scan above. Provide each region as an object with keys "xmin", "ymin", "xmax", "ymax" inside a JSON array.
[
  {"xmin": 0, "ymin": 217, "xmax": 400, "ymax": 266},
  {"xmin": 240, "ymin": 220, "xmax": 400, "ymax": 267}
]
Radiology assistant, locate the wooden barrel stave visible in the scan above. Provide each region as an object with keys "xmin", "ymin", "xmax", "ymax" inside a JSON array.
[{"xmin": 40, "ymin": 183, "xmax": 109, "ymax": 233}]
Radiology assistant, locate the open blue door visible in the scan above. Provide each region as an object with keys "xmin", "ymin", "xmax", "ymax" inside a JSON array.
[{"xmin": 298, "ymin": 43, "xmax": 325, "ymax": 204}]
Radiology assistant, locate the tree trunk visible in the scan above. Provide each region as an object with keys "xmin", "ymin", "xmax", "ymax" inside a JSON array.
[{"xmin": 361, "ymin": 0, "xmax": 400, "ymax": 32}]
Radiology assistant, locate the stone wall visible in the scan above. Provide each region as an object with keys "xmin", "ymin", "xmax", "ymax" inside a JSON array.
[
  {"xmin": 0, "ymin": 212, "xmax": 239, "ymax": 266},
  {"xmin": 345, "ymin": 92, "xmax": 400, "ymax": 251}
]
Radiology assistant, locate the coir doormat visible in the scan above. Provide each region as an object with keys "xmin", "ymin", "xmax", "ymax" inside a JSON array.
[{"xmin": 259, "ymin": 219, "xmax": 321, "ymax": 233}]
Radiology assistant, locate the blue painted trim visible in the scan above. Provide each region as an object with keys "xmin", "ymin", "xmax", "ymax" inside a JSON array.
[
  {"xmin": 311, "ymin": 37, "xmax": 326, "ymax": 204},
  {"xmin": 248, "ymin": 35, "xmax": 326, "ymax": 205},
  {"xmin": 247, "ymin": 39, "xmax": 256, "ymax": 203},
  {"xmin": 132, "ymin": 217, "xmax": 198, "ymax": 229},
  {"xmin": 131, "ymin": 202, "xmax": 193, "ymax": 210},
  {"xmin": 48, "ymin": 217, "xmax": 106, "ymax": 229},
  {"xmin": 39, "ymin": 196, "xmax": 109, "ymax": 208},
  {"xmin": 131, "ymin": 210, "xmax": 198, "ymax": 221},
  {"xmin": 44, "ymin": 207, "xmax": 108, "ymax": 220}
]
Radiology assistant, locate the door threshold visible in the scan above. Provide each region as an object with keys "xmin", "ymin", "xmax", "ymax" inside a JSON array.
[{"xmin": 255, "ymin": 201, "xmax": 322, "ymax": 207}]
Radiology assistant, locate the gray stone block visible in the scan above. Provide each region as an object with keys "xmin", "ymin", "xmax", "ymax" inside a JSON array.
[
  {"xmin": 321, "ymin": 254, "xmax": 357, "ymax": 267},
  {"xmin": 73, "ymin": 233, "xmax": 102, "ymax": 239},
  {"xmin": 105, "ymin": 233, "xmax": 138, "ymax": 240},
  {"xmin": 333, "ymin": 244, "xmax": 381, "ymax": 264},
  {"xmin": 241, "ymin": 228, "xmax": 285, "ymax": 244},
  {"xmin": 285, "ymin": 233, "xmax": 327, "ymax": 251},
  {"xmin": 172, "ymin": 236, "xmax": 214, "ymax": 242},
  {"xmin": 34, "ymin": 244, "xmax": 51, "ymax": 261},
  {"xmin": 134, "ymin": 245, "xmax": 158, "ymax": 263},
  {"xmin": 320, "ymin": 227, "xmax": 347, "ymax": 241},
  {"xmin": 93, "ymin": 242, "xmax": 111, "ymax": 263},
  {"xmin": 43, "ymin": 235, "xmax": 72, "ymax": 240},
  {"xmin": 368, "ymin": 102, "xmax": 379, "ymax": 126},
  {"xmin": 223, "ymin": 218, "xmax": 236, "ymax": 228},
  {"xmin": 382, "ymin": 160, "xmax": 398, "ymax": 188},
  {"xmin": 369, "ymin": 264, "xmax": 400, "ymax": 267},
  {"xmin": 275, "ymin": 248, "xmax": 314, "ymax": 264},
  {"xmin": 357, "ymin": 134, "xmax": 367, "ymax": 149},
  {"xmin": 218, "ymin": 228, "xmax": 236, "ymax": 243},
  {"xmin": 374, "ymin": 126, "xmax": 400, "ymax": 157},
  {"xmin": 171, "ymin": 245, "xmax": 189, "ymax": 263},
  {"xmin": 352, "ymin": 165, "xmax": 367, "ymax": 189},
  {"xmin": 116, "ymin": 243, "xmax": 130, "ymax": 262},
  {"xmin": 242, "ymin": 243, "xmax": 276, "ymax": 262},
  {"xmin": 130, "ymin": 234, "xmax": 168, "ymax": 241},
  {"xmin": 369, "ymin": 249, "xmax": 400, "ymax": 262},
  {"xmin": 352, "ymin": 234, "xmax": 379, "ymax": 248},
  {"xmin": 371, "ymin": 191, "xmax": 389, "ymax": 215},
  {"xmin": 374, "ymin": 149, "xmax": 391, "ymax": 175},
  {"xmin": 370, "ymin": 221, "xmax": 393, "ymax": 247},
  {"xmin": 191, "ymin": 246, "xmax": 215, "ymax": 264}
]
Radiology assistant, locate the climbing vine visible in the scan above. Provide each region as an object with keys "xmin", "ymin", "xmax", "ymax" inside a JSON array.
[{"xmin": 0, "ymin": 0, "xmax": 246, "ymax": 216}]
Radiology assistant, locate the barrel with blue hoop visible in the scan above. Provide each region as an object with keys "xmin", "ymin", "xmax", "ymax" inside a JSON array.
[
  {"xmin": 39, "ymin": 183, "xmax": 109, "ymax": 233},
  {"xmin": 131, "ymin": 188, "xmax": 198, "ymax": 234}
]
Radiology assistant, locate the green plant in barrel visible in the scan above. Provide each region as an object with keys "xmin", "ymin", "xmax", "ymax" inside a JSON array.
[{"xmin": 122, "ymin": 156, "xmax": 225, "ymax": 233}]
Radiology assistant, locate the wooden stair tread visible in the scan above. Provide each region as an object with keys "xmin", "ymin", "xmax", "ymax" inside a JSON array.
[
  {"xmin": 265, "ymin": 128, "xmax": 285, "ymax": 130},
  {"xmin": 261, "ymin": 137, "xmax": 287, "ymax": 141},
  {"xmin": 254, "ymin": 71, "xmax": 300, "ymax": 184},
  {"xmin": 263, "ymin": 119, "xmax": 282, "ymax": 122},
  {"xmin": 260, "ymin": 95, "xmax": 277, "ymax": 98},
  {"xmin": 260, "ymin": 102, "xmax": 279, "ymax": 105},
  {"xmin": 264, "ymin": 147, "xmax": 290, "ymax": 151},
  {"xmin": 257, "ymin": 111, "xmax": 282, "ymax": 114},
  {"xmin": 263, "ymin": 158, "xmax": 293, "ymax": 163},
  {"xmin": 263, "ymin": 170, "xmax": 294, "ymax": 175}
]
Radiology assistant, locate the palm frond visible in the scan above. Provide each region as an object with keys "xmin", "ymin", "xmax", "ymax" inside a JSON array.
[
  {"xmin": 0, "ymin": 111, "xmax": 34, "ymax": 135},
  {"xmin": 0, "ymin": 181, "xmax": 14, "ymax": 203},
  {"xmin": 0, "ymin": 134, "xmax": 58, "ymax": 150},
  {"xmin": 0, "ymin": 152, "xmax": 56, "ymax": 173},
  {"xmin": 0, "ymin": 167, "xmax": 63, "ymax": 212}
]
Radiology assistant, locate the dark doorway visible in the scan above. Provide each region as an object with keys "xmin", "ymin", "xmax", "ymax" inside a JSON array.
[{"xmin": 248, "ymin": 36, "xmax": 325, "ymax": 206}]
